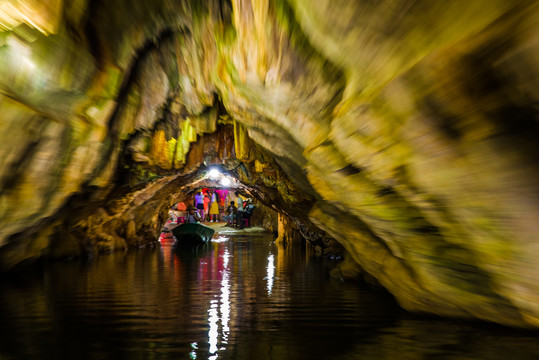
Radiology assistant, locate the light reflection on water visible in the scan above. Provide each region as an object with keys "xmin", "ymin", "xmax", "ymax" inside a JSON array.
[
  {"xmin": 266, "ymin": 253, "xmax": 275, "ymax": 296},
  {"xmin": 0, "ymin": 233, "xmax": 538, "ymax": 360}
]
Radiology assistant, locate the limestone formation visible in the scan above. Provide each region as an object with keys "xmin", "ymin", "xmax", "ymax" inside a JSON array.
[{"xmin": 0, "ymin": 1, "xmax": 538, "ymax": 328}]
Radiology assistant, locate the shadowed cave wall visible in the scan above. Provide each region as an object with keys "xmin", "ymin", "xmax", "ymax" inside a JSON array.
[{"xmin": 0, "ymin": 0, "xmax": 538, "ymax": 328}]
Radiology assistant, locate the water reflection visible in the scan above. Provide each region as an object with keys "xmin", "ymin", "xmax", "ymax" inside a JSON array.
[
  {"xmin": 201, "ymin": 242, "xmax": 231, "ymax": 359},
  {"xmin": 208, "ymin": 299, "xmax": 219, "ymax": 355},
  {"xmin": 220, "ymin": 247, "xmax": 231, "ymax": 343},
  {"xmin": 266, "ymin": 253, "xmax": 275, "ymax": 295},
  {"xmin": 0, "ymin": 234, "xmax": 538, "ymax": 359}
]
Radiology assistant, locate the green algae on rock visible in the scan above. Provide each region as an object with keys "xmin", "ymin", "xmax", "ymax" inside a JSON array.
[{"xmin": 1, "ymin": 0, "xmax": 538, "ymax": 329}]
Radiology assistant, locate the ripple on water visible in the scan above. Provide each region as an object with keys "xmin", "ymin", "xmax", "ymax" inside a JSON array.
[{"xmin": 0, "ymin": 235, "xmax": 538, "ymax": 359}]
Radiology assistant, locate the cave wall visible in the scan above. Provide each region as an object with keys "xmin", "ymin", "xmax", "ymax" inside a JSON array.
[{"xmin": 1, "ymin": 1, "xmax": 538, "ymax": 328}]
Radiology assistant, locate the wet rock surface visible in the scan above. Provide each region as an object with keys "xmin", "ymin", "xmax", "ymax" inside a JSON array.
[{"xmin": 0, "ymin": 1, "xmax": 538, "ymax": 327}]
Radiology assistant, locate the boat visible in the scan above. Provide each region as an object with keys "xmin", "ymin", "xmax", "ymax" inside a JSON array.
[{"xmin": 171, "ymin": 222, "xmax": 215, "ymax": 248}]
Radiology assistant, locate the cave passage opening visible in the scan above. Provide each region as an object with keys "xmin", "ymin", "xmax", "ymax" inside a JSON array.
[{"xmin": 157, "ymin": 159, "xmax": 295, "ymax": 240}]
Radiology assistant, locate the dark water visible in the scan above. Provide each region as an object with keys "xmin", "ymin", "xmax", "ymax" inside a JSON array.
[{"xmin": 0, "ymin": 233, "xmax": 538, "ymax": 360}]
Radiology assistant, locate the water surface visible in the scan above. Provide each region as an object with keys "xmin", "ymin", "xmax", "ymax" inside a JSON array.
[{"xmin": 0, "ymin": 233, "xmax": 538, "ymax": 359}]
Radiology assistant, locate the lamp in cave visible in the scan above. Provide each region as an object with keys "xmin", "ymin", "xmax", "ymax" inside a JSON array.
[
  {"xmin": 219, "ymin": 177, "xmax": 231, "ymax": 187},
  {"xmin": 208, "ymin": 168, "xmax": 220, "ymax": 180}
]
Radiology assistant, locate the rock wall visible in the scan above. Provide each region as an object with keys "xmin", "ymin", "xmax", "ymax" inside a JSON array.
[{"xmin": 1, "ymin": 1, "xmax": 538, "ymax": 327}]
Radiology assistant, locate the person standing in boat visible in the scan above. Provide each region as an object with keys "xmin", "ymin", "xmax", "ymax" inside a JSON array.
[
  {"xmin": 203, "ymin": 191, "xmax": 211, "ymax": 222},
  {"xmin": 194, "ymin": 190, "xmax": 205, "ymax": 220},
  {"xmin": 185, "ymin": 205, "xmax": 201, "ymax": 223},
  {"xmin": 209, "ymin": 189, "xmax": 220, "ymax": 222}
]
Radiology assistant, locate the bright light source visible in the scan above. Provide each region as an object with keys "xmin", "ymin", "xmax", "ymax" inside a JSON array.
[
  {"xmin": 220, "ymin": 177, "xmax": 231, "ymax": 187},
  {"xmin": 23, "ymin": 57, "xmax": 35, "ymax": 69},
  {"xmin": 7, "ymin": 37, "xmax": 35, "ymax": 73},
  {"xmin": 208, "ymin": 168, "xmax": 220, "ymax": 179}
]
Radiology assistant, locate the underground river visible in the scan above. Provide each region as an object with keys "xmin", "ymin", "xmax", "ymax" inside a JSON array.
[{"xmin": 0, "ymin": 233, "xmax": 538, "ymax": 360}]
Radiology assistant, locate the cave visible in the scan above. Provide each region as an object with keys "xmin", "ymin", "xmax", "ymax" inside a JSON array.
[{"xmin": 0, "ymin": 0, "xmax": 538, "ymax": 332}]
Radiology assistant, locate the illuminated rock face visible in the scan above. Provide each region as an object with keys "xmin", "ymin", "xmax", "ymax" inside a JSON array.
[{"xmin": 1, "ymin": 1, "xmax": 538, "ymax": 327}]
